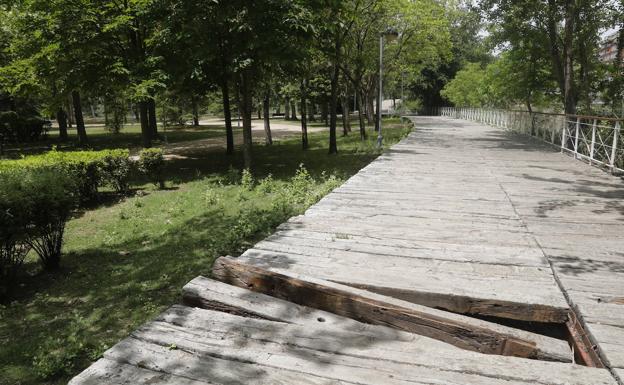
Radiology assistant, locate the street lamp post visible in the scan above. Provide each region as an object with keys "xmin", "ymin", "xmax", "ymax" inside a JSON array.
[{"xmin": 377, "ymin": 29, "xmax": 399, "ymax": 148}]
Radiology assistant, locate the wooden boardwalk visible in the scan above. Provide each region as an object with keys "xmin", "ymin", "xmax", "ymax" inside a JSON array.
[{"xmin": 71, "ymin": 116, "xmax": 624, "ymax": 384}]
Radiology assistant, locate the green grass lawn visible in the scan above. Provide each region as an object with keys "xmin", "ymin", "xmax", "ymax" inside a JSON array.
[{"xmin": 0, "ymin": 118, "xmax": 412, "ymax": 385}]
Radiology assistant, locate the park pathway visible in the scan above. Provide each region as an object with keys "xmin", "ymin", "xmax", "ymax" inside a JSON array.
[{"xmin": 71, "ymin": 116, "xmax": 624, "ymax": 385}]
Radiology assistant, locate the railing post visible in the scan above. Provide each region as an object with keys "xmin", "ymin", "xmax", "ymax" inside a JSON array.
[
  {"xmin": 561, "ymin": 116, "xmax": 567, "ymax": 152},
  {"xmin": 610, "ymin": 121, "xmax": 620, "ymax": 173},
  {"xmin": 590, "ymin": 119, "xmax": 597, "ymax": 165},
  {"xmin": 574, "ymin": 117, "xmax": 580, "ymax": 159}
]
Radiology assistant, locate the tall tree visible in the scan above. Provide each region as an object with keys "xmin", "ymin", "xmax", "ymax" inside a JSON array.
[{"xmin": 483, "ymin": 0, "xmax": 610, "ymax": 114}]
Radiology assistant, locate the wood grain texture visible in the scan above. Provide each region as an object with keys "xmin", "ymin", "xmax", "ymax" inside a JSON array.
[
  {"xmin": 211, "ymin": 257, "xmax": 571, "ymax": 362},
  {"xmin": 71, "ymin": 304, "xmax": 616, "ymax": 385}
]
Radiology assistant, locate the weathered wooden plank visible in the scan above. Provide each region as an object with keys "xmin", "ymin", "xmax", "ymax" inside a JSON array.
[
  {"xmin": 98, "ymin": 304, "xmax": 615, "ymax": 385},
  {"xmin": 68, "ymin": 358, "xmax": 213, "ymax": 385},
  {"xmin": 280, "ymin": 218, "xmax": 540, "ymax": 247},
  {"xmin": 251, "ymin": 241, "xmax": 552, "ymax": 277},
  {"xmin": 272, "ymin": 226, "xmax": 547, "ymax": 259},
  {"xmin": 150, "ymin": 306, "xmax": 614, "ymax": 385},
  {"xmin": 211, "ymin": 257, "xmax": 571, "ymax": 361},
  {"xmin": 182, "ymin": 276, "xmax": 368, "ymax": 331},
  {"xmin": 238, "ymin": 248, "xmax": 568, "ymax": 323},
  {"xmin": 264, "ymin": 230, "xmax": 548, "ymax": 267},
  {"xmin": 105, "ymin": 337, "xmax": 357, "ymax": 385}
]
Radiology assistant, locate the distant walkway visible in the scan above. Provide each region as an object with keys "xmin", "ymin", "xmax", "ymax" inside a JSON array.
[{"xmin": 144, "ymin": 118, "xmax": 326, "ymax": 160}]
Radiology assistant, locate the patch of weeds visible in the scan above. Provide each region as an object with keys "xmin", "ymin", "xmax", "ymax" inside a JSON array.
[
  {"xmin": 240, "ymin": 169, "xmax": 254, "ymax": 191},
  {"xmin": 257, "ymin": 174, "xmax": 275, "ymax": 194},
  {"xmin": 31, "ymin": 312, "xmax": 95, "ymax": 380},
  {"xmin": 225, "ymin": 166, "xmax": 240, "ymax": 185},
  {"xmin": 204, "ymin": 188, "xmax": 221, "ymax": 206}
]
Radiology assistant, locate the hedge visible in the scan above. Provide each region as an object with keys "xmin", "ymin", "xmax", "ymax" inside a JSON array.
[{"xmin": 0, "ymin": 149, "xmax": 131, "ymax": 201}]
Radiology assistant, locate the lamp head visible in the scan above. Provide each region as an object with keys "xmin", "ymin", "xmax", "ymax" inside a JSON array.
[{"xmin": 383, "ymin": 28, "xmax": 400, "ymax": 43}]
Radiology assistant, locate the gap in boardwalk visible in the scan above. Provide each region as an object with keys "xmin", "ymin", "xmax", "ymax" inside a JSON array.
[
  {"xmin": 466, "ymin": 314, "xmax": 569, "ymax": 341},
  {"xmin": 446, "ymin": 309, "xmax": 604, "ymax": 368}
]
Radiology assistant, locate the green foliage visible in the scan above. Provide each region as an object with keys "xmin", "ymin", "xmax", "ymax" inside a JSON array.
[
  {"xmin": 441, "ymin": 63, "xmax": 488, "ymax": 107},
  {"xmin": 257, "ymin": 174, "xmax": 275, "ymax": 194},
  {"xmin": 0, "ymin": 110, "xmax": 47, "ymax": 143},
  {"xmin": 0, "ymin": 170, "xmax": 31, "ymax": 299},
  {"xmin": 31, "ymin": 311, "xmax": 101, "ymax": 380},
  {"xmin": 21, "ymin": 170, "xmax": 76, "ymax": 270},
  {"xmin": 0, "ymin": 168, "xmax": 76, "ymax": 288},
  {"xmin": 0, "ymin": 149, "xmax": 131, "ymax": 201},
  {"xmin": 100, "ymin": 151, "xmax": 133, "ymax": 194},
  {"xmin": 442, "ymin": 54, "xmax": 560, "ymax": 110},
  {"xmin": 482, "ymin": 0, "xmax": 614, "ymax": 113},
  {"xmin": 32, "ymin": 335, "xmax": 83, "ymax": 380},
  {"xmin": 103, "ymin": 93, "xmax": 128, "ymax": 134},
  {"xmin": 225, "ymin": 166, "xmax": 241, "ymax": 185},
  {"xmin": 240, "ymin": 169, "xmax": 254, "ymax": 191},
  {"xmin": 138, "ymin": 148, "xmax": 165, "ymax": 189},
  {"xmin": 0, "ymin": 120, "xmax": 410, "ymax": 385}
]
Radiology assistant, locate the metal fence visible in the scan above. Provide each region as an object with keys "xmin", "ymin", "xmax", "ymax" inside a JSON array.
[{"xmin": 437, "ymin": 107, "xmax": 624, "ymax": 175}]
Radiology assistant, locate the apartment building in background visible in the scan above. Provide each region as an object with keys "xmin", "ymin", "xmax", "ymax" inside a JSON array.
[{"xmin": 599, "ymin": 30, "xmax": 622, "ymax": 63}]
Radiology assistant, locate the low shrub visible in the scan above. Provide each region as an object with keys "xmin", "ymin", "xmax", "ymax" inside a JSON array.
[
  {"xmin": 0, "ymin": 110, "xmax": 48, "ymax": 142},
  {"xmin": 0, "ymin": 168, "xmax": 76, "ymax": 294},
  {"xmin": 23, "ymin": 171, "xmax": 77, "ymax": 270},
  {"xmin": 0, "ymin": 170, "xmax": 31, "ymax": 299},
  {"xmin": 257, "ymin": 174, "xmax": 275, "ymax": 194},
  {"xmin": 0, "ymin": 149, "xmax": 131, "ymax": 201},
  {"xmin": 99, "ymin": 150, "xmax": 132, "ymax": 193},
  {"xmin": 225, "ymin": 166, "xmax": 240, "ymax": 185},
  {"xmin": 240, "ymin": 169, "xmax": 254, "ymax": 190},
  {"xmin": 138, "ymin": 148, "xmax": 165, "ymax": 189}
]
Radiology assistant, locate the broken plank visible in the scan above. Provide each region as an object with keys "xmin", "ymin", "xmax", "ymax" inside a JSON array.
[
  {"xmin": 147, "ymin": 306, "xmax": 611, "ymax": 385},
  {"xmin": 182, "ymin": 276, "xmax": 368, "ymax": 331},
  {"xmin": 239, "ymin": 248, "xmax": 568, "ymax": 323},
  {"xmin": 211, "ymin": 256, "xmax": 571, "ymax": 362}
]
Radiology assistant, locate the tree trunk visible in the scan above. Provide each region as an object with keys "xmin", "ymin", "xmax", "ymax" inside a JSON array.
[
  {"xmin": 321, "ymin": 103, "xmax": 329, "ymax": 125},
  {"xmin": 309, "ymin": 103, "xmax": 316, "ymax": 122},
  {"xmin": 290, "ymin": 101, "xmax": 298, "ymax": 120},
  {"xmin": 342, "ymin": 93, "xmax": 351, "ymax": 136},
  {"xmin": 239, "ymin": 70, "xmax": 253, "ymax": 169},
  {"xmin": 300, "ymin": 80, "xmax": 309, "ymax": 150},
  {"xmin": 263, "ymin": 92, "xmax": 273, "ymax": 145},
  {"xmin": 133, "ymin": 104, "xmax": 140, "ymax": 122},
  {"xmin": 221, "ymin": 80, "xmax": 234, "ymax": 155},
  {"xmin": 192, "ymin": 97, "xmax": 200, "ymax": 126},
  {"xmin": 617, "ymin": 27, "xmax": 624, "ymax": 65},
  {"xmin": 148, "ymin": 99, "xmax": 158, "ymax": 138},
  {"xmin": 72, "ymin": 90, "xmax": 87, "ymax": 144},
  {"xmin": 285, "ymin": 97, "xmax": 291, "ymax": 120},
  {"xmin": 365, "ymin": 88, "xmax": 375, "ymax": 125},
  {"xmin": 67, "ymin": 98, "xmax": 74, "ymax": 128},
  {"xmin": 562, "ymin": 1, "xmax": 576, "ymax": 115},
  {"xmin": 357, "ymin": 89, "xmax": 367, "ymax": 140},
  {"xmin": 328, "ymin": 33, "xmax": 341, "ymax": 155},
  {"xmin": 90, "ymin": 102, "xmax": 97, "ymax": 118},
  {"xmin": 139, "ymin": 101, "xmax": 151, "ymax": 148},
  {"xmin": 56, "ymin": 108, "xmax": 68, "ymax": 141}
]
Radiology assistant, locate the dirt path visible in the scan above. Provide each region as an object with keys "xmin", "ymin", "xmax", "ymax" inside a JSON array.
[{"xmin": 159, "ymin": 118, "xmax": 327, "ymax": 159}]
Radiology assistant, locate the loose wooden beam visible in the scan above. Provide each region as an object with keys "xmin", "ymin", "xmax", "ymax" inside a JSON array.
[
  {"xmin": 211, "ymin": 256, "xmax": 571, "ymax": 362},
  {"xmin": 567, "ymin": 311, "xmax": 605, "ymax": 368}
]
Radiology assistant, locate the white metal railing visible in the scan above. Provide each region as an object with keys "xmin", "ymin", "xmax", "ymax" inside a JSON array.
[{"xmin": 437, "ymin": 107, "xmax": 624, "ymax": 174}]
